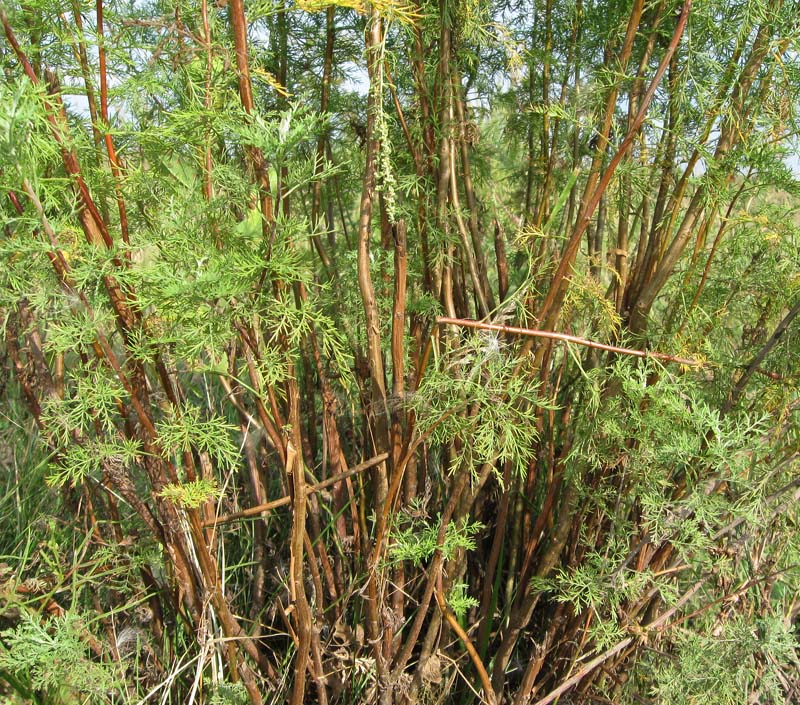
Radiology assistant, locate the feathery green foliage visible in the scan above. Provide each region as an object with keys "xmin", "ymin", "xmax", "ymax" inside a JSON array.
[{"xmin": 1, "ymin": 0, "xmax": 798, "ymax": 703}]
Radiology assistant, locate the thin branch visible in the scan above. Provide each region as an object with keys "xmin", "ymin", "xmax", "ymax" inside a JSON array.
[
  {"xmin": 205, "ymin": 453, "xmax": 389, "ymax": 526},
  {"xmin": 437, "ymin": 317, "xmax": 702, "ymax": 366},
  {"xmin": 723, "ymin": 298, "xmax": 800, "ymax": 413}
]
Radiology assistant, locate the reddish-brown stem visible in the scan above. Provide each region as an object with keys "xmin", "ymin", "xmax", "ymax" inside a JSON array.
[
  {"xmin": 1, "ymin": 13, "xmax": 112, "ymax": 248},
  {"xmin": 228, "ymin": 0, "xmax": 273, "ymax": 231},
  {"xmin": 66, "ymin": 1, "xmax": 103, "ymax": 151},
  {"xmin": 438, "ymin": 317, "xmax": 701, "ymax": 366},
  {"xmin": 96, "ymin": 0, "xmax": 129, "ymax": 244},
  {"xmin": 536, "ymin": 0, "xmax": 692, "ymax": 331}
]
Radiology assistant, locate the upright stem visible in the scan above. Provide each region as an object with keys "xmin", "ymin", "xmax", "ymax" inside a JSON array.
[
  {"xmin": 537, "ymin": 0, "xmax": 690, "ymax": 334},
  {"xmin": 96, "ymin": 0, "xmax": 129, "ymax": 244},
  {"xmin": 358, "ymin": 8, "xmax": 390, "ymax": 506},
  {"xmin": 228, "ymin": 0, "xmax": 274, "ymax": 233},
  {"xmin": 310, "ymin": 6, "xmax": 335, "ymax": 270},
  {"xmin": 359, "ymin": 9, "xmax": 390, "ymax": 693}
]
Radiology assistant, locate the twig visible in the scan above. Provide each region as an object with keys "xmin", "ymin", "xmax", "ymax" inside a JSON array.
[
  {"xmin": 205, "ymin": 453, "xmax": 389, "ymax": 526},
  {"xmin": 437, "ymin": 317, "xmax": 702, "ymax": 367}
]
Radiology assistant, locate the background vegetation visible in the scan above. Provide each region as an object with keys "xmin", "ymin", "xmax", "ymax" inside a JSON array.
[{"xmin": 1, "ymin": 0, "xmax": 799, "ymax": 703}]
